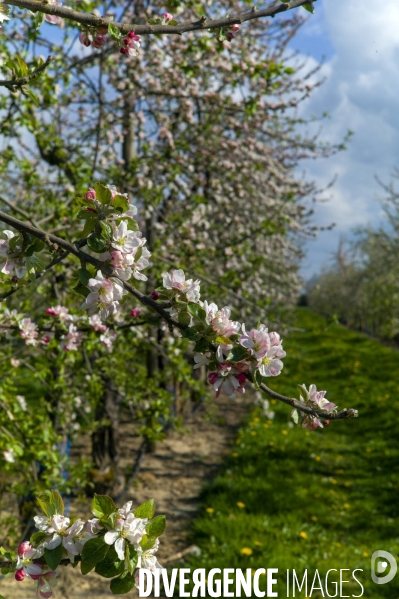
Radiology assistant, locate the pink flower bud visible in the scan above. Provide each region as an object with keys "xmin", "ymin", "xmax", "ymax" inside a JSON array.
[
  {"xmin": 46, "ymin": 308, "xmax": 58, "ymax": 316},
  {"xmin": 230, "ymin": 24, "xmax": 240, "ymax": 32},
  {"xmin": 84, "ymin": 187, "xmax": 96, "ymax": 201},
  {"xmin": 120, "ymin": 47, "xmax": 128, "ymax": 55},
  {"xmin": 123, "ymin": 38, "xmax": 131, "ymax": 45},
  {"xmin": 42, "ymin": 336, "xmax": 51, "ymax": 345},
  {"xmin": 93, "ymin": 35, "xmax": 107, "ymax": 48},
  {"xmin": 324, "ymin": 419, "xmax": 330, "ymax": 426},
  {"xmin": 15, "ymin": 569, "xmax": 25, "ymax": 581},
  {"xmin": 208, "ymin": 372, "xmax": 219, "ymax": 385},
  {"xmin": 236, "ymin": 373, "xmax": 246, "ymax": 385},
  {"xmin": 162, "ymin": 12, "xmax": 173, "ymax": 21},
  {"xmin": 97, "ymin": 26, "xmax": 108, "ymax": 34},
  {"xmin": 127, "ymin": 30, "xmax": 136, "ymax": 39},
  {"xmin": 79, "ymin": 32, "xmax": 91, "ymax": 47},
  {"xmin": 151, "ymin": 290, "xmax": 159, "ymax": 300},
  {"xmin": 111, "ymin": 250, "xmax": 124, "ymax": 267},
  {"xmin": 130, "ymin": 308, "xmax": 142, "ymax": 317},
  {"xmin": 18, "ymin": 541, "xmax": 31, "ymax": 556},
  {"xmin": 226, "ymin": 32, "xmax": 235, "ymax": 41}
]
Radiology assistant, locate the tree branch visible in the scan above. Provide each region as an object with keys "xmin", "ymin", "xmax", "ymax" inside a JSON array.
[
  {"xmin": 0, "ymin": 209, "xmax": 358, "ymax": 422},
  {"xmin": 0, "ymin": 55, "xmax": 54, "ymax": 90},
  {"xmin": 5, "ymin": 0, "xmax": 316, "ymax": 36}
]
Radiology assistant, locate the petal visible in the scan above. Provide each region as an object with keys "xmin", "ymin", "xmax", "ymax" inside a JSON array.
[
  {"xmin": 104, "ymin": 531, "xmax": 119, "ymax": 546},
  {"xmin": 114, "ymin": 537, "xmax": 125, "ymax": 560}
]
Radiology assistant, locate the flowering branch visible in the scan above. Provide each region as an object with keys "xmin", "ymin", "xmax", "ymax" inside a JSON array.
[
  {"xmin": 0, "ymin": 491, "xmax": 165, "ymax": 597},
  {"xmin": 0, "ymin": 180, "xmax": 358, "ymax": 429},
  {"xmin": 5, "ymin": 0, "xmax": 316, "ymax": 36},
  {"xmin": 0, "ymin": 55, "xmax": 54, "ymax": 91}
]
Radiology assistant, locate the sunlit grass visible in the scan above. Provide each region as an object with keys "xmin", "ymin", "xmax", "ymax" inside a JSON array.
[{"xmin": 185, "ymin": 309, "xmax": 399, "ymax": 598}]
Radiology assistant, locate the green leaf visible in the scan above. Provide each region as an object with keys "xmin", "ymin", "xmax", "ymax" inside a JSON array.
[
  {"xmin": 168, "ymin": 19, "xmax": 179, "ymax": 26},
  {"xmin": 91, "ymin": 494, "xmax": 117, "ymax": 519},
  {"xmin": 77, "ymin": 209, "xmax": 97, "ymax": 221},
  {"xmin": 78, "ymin": 268, "xmax": 92, "ymax": 286},
  {"xmin": 25, "ymin": 257, "xmax": 37, "ymax": 282},
  {"xmin": 81, "ymin": 537, "xmax": 110, "ymax": 575},
  {"xmin": 25, "ymin": 89, "xmax": 39, "ymax": 106},
  {"xmin": 181, "ymin": 327, "xmax": 201, "ymax": 341},
  {"xmin": 215, "ymin": 335, "xmax": 232, "ymax": 344},
  {"xmin": 178, "ymin": 311, "xmax": 191, "ymax": 326},
  {"xmin": 44, "ymin": 544, "xmax": 63, "ymax": 571},
  {"xmin": 110, "ymin": 572, "xmax": 136, "ymax": 594},
  {"xmin": 32, "ymin": 238, "xmax": 45, "ymax": 252},
  {"xmin": 50, "ymin": 490, "xmax": 64, "ymax": 515},
  {"xmin": 187, "ymin": 302, "xmax": 207, "ymax": 322},
  {"xmin": 100, "ymin": 221, "xmax": 112, "ymax": 238},
  {"xmin": 87, "ymin": 233, "xmax": 107, "ymax": 253},
  {"xmin": 226, "ymin": 346, "xmax": 250, "ymax": 363},
  {"xmin": 147, "ymin": 17, "xmax": 159, "ymax": 25},
  {"xmin": 95, "ymin": 546, "xmax": 124, "ymax": 578},
  {"xmin": 81, "ymin": 217, "xmax": 97, "ymax": 238},
  {"xmin": 94, "ymin": 183, "xmax": 112, "ymax": 205},
  {"xmin": 303, "ymin": 2, "xmax": 314, "ymax": 13},
  {"xmin": 73, "ymin": 283, "xmax": 90, "ymax": 298},
  {"xmin": 112, "ymin": 195, "xmax": 129, "ymax": 213},
  {"xmin": 30, "ymin": 531, "xmax": 47, "ymax": 546},
  {"xmin": 36, "ymin": 493, "xmax": 52, "ymax": 517},
  {"xmin": 146, "ymin": 514, "xmax": 166, "ymax": 538},
  {"xmin": 134, "ymin": 499, "xmax": 155, "ymax": 519},
  {"xmin": 108, "ymin": 23, "xmax": 121, "ymax": 39},
  {"xmin": 194, "ymin": 338, "xmax": 209, "ymax": 353}
]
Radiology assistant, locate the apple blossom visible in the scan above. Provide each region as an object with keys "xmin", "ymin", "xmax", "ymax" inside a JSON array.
[
  {"xmin": 46, "ymin": 305, "xmax": 70, "ymax": 321},
  {"xmin": 131, "ymin": 308, "xmax": 142, "ymax": 317},
  {"xmin": 19, "ymin": 318, "xmax": 39, "ymax": 346},
  {"xmin": 257, "ymin": 346, "xmax": 285, "ymax": 377},
  {"xmin": 211, "ymin": 306, "xmax": 240, "ymax": 338},
  {"xmin": 81, "ymin": 270, "xmax": 126, "ymax": 319},
  {"xmin": 34, "ymin": 570, "xmax": 58, "ymax": 599},
  {"xmin": 3, "ymin": 448, "xmax": 15, "ymax": 463},
  {"xmin": 100, "ymin": 328, "xmax": 117, "ymax": 351},
  {"xmin": 89, "ymin": 314, "xmax": 107, "ymax": 332},
  {"xmin": 60, "ymin": 323, "xmax": 83, "ymax": 351},
  {"xmin": 239, "ymin": 324, "xmax": 271, "ymax": 359},
  {"xmin": 104, "ymin": 514, "xmax": 147, "ymax": 560},
  {"xmin": 136, "ymin": 539, "xmax": 163, "ymax": 572},
  {"xmin": 0, "ymin": 230, "xmax": 27, "ymax": 279},
  {"xmin": 15, "ymin": 542, "xmax": 43, "ymax": 581},
  {"xmin": 193, "ymin": 352, "xmax": 210, "ymax": 369},
  {"xmin": 162, "ymin": 269, "xmax": 201, "ymax": 302},
  {"xmin": 111, "ymin": 221, "xmax": 143, "ymax": 254},
  {"xmin": 208, "ymin": 361, "xmax": 249, "ymax": 399}
]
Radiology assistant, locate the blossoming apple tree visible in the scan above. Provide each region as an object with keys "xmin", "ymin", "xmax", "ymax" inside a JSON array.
[{"xmin": 0, "ymin": 0, "xmax": 359, "ymax": 595}]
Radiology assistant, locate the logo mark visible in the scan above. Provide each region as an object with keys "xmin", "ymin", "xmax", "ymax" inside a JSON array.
[{"xmin": 371, "ymin": 550, "xmax": 397, "ymax": 584}]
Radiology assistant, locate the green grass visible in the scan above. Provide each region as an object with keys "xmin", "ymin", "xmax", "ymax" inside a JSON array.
[{"xmin": 184, "ymin": 309, "xmax": 399, "ymax": 597}]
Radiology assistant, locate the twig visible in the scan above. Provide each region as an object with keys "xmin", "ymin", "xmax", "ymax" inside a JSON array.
[
  {"xmin": 5, "ymin": 0, "xmax": 316, "ymax": 37},
  {"xmin": 0, "ymin": 55, "xmax": 54, "ymax": 90},
  {"xmin": 0, "ymin": 210, "xmax": 358, "ymax": 422}
]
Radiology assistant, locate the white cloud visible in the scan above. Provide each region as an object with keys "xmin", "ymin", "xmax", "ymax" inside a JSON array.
[{"xmin": 293, "ymin": 0, "xmax": 399, "ymax": 277}]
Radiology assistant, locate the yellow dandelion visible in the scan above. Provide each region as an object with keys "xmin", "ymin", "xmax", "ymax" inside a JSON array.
[
  {"xmin": 206, "ymin": 507, "xmax": 214, "ymax": 514},
  {"xmin": 311, "ymin": 516, "xmax": 318, "ymax": 522},
  {"xmin": 251, "ymin": 431, "xmax": 257, "ymax": 436},
  {"xmin": 315, "ymin": 456, "xmax": 321, "ymax": 461},
  {"xmin": 282, "ymin": 430, "xmax": 288, "ymax": 435},
  {"xmin": 232, "ymin": 452, "xmax": 239, "ymax": 457},
  {"xmin": 254, "ymin": 541, "xmax": 262, "ymax": 546},
  {"xmin": 237, "ymin": 501, "xmax": 246, "ymax": 509},
  {"xmin": 299, "ymin": 531, "xmax": 308, "ymax": 539},
  {"xmin": 363, "ymin": 552, "xmax": 369, "ymax": 557},
  {"xmin": 241, "ymin": 547, "xmax": 253, "ymax": 556},
  {"xmin": 343, "ymin": 503, "xmax": 350, "ymax": 509}
]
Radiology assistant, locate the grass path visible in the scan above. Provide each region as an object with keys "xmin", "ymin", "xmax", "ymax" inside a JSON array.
[{"xmin": 186, "ymin": 309, "xmax": 399, "ymax": 598}]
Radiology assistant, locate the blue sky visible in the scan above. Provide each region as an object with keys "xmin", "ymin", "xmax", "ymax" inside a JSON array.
[{"xmin": 287, "ymin": 0, "xmax": 399, "ymax": 279}]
